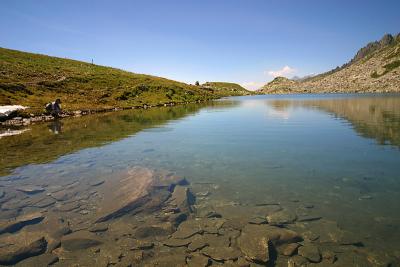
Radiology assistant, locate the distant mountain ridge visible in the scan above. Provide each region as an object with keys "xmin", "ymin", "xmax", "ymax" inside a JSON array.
[{"xmin": 259, "ymin": 33, "xmax": 400, "ymax": 94}]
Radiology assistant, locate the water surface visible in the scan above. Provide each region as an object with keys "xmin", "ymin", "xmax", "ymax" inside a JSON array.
[{"xmin": 1, "ymin": 94, "xmax": 400, "ymax": 265}]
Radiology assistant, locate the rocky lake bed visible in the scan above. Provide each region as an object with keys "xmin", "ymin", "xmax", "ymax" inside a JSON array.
[{"xmin": 0, "ymin": 165, "xmax": 397, "ymax": 266}]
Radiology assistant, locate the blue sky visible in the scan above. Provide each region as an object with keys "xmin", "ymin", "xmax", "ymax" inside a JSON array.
[{"xmin": 1, "ymin": 0, "xmax": 399, "ymax": 90}]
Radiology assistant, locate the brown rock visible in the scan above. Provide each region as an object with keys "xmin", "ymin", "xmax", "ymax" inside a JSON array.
[
  {"xmin": 16, "ymin": 186, "xmax": 45, "ymax": 195},
  {"xmin": 88, "ymin": 223, "xmax": 109, "ymax": 233},
  {"xmin": 202, "ymin": 246, "xmax": 241, "ymax": 261},
  {"xmin": 61, "ymin": 231, "xmax": 102, "ymax": 251},
  {"xmin": 163, "ymin": 237, "xmax": 191, "ymax": 247},
  {"xmin": 280, "ymin": 243, "xmax": 300, "ymax": 256},
  {"xmin": 238, "ymin": 225, "xmax": 270, "ymax": 263},
  {"xmin": 0, "ymin": 212, "xmax": 44, "ymax": 234},
  {"xmin": 95, "ymin": 167, "xmax": 155, "ymax": 222},
  {"xmin": 288, "ymin": 255, "xmax": 309, "ymax": 267},
  {"xmin": 15, "ymin": 253, "xmax": 58, "ymax": 266},
  {"xmin": 298, "ymin": 244, "xmax": 321, "ymax": 263},
  {"xmin": 50, "ymin": 190, "xmax": 76, "ymax": 201},
  {"xmin": 172, "ymin": 220, "xmax": 203, "ymax": 239},
  {"xmin": 188, "ymin": 235, "xmax": 208, "ymax": 251},
  {"xmin": 30, "ymin": 197, "xmax": 56, "ymax": 208},
  {"xmin": 187, "ymin": 253, "xmax": 210, "ymax": 267},
  {"xmin": 248, "ymin": 217, "xmax": 267, "ymax": 225},
  {"xmin": 134, "ymin": 225, "xmax": 171, "ymax": 239},
  {"xmin": 266, "ymin": 210, "xmax": 297, "ymax": 226},
  {"xmin": 170, "ymin": 185, "xmax": 195, "ymax": 213},
  {"xmin": 55, "ymin": 201, "xmax": 81, "ymax": 212},
  {"xmin": 89, "ymin": 179, "xmax": 105, "ymax": 187},
  {"xmin": 0, "ymin": 237, "xmax": 47, "ymax": 265}
]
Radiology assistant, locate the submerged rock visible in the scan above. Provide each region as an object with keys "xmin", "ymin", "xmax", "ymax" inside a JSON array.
[
  {"xmin": 88, "ymin": 223, "xmax": 109, "ymax": 233},
  {"xmin": 50, "ymin": 190, "xmax": 76, "ymax": 202},
  {"xmin": 145, "ymin": 251, "xmax": 187, "ymax": 267},
  {"xmin": 238, "ymin": 224, "xmax": 302, "ymax": 264},
  {"xmin": 171, "ymin": 218, "xmax": 225, "ymax": 239},
  {"xmin": 195, "ymin": 206, "xmax": 222, "ymax": 218},
  {"xmin": 89, "ymin": 179, "xmax": 105, "ymax": 187},
  {"xmin": 117, "ymin": 237, "xmax": 153, "ymax": 250},
  {"xmin": 172, "ymin": 220, "xmax": 203, "ymax": 239},
  {"xmin": 15, "ymin": 253, "xmax": 59, "ymax": 267},
  {"xmin": 0, "ymin": 212, "xmax": 44, "ymax": 234},
  {"xmin": 238, "ymin": 227, "xmax": 270, "ymax": 263},
  {"xmin": 16, "ymin": 186, "xmax": 45, "ymax": 195},
  {"xmin": 61, "ymin": 231, "xmax": 102, "ymax": 251},
  {"xmin": 167, "ymin": 212, "xmax": 188, "ymax": 227},
  {"xmin": 0, "ymin": 237, "xmax": 47, "ymax": 265},
  {"xmin": 134, "ymin": 225, "xmax": 172, "ymax": 239},
  {"xmin": 297, "ymin": 215, "xmax": 322, "ymax": 222},
  {"xmin": 279, "ymin": 243, "xmax": 300, "ymax": 256},
  {"xmin": 298, "ymin": 244, "xmax": 321, "ymax": 263},
  {"xmin": 248, "ymin": 217, "xmax": 267, "ymax": 225},
  {"xmin": 163, "ymin": 237, "xmax": 192, "ymax": 247},
  {"xmin": 169, "ymin": 185, "xmax": 196, "ymax": 213},
  {"xmin": 266, "ymin": 210, "xmax": 297, "ymax": 226},
  {"xmin": 187, "ymin": 235, "xmax": 209, "ymax": 251},
  {"xmin": 95, "ymin": 167, "xmax": 186, "ymax": 222},
  {"xmin": 202, "ymin": 246, "xmax": 241, "ymax": 261},
  {"xmin": 55, "ymin": 201, "xmax": 81, "ymax": 212},
  {"xmin": 94, "ymin": 167, "xmax": 154, "ymax": 222},
  {"xmin": 288, "ymin": 255, "xmax": 309, "ymax": 267},
  {"xmin": 187, "ymin": 253, "xmax": 210, "ymax": 267},
  {"xmin": 321, "ymin": 250, "xmax": 337, "ymax": 264},
  {"xmin": 30, "ymin": 197, "xmax": 56, "ymax": 208}
]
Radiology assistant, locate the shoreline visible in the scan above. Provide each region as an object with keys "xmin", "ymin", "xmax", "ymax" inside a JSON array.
[
  {"xmin": 0, "ymin": 99, "xmax": 214, "ymax": 127},
  {"xmin": 2, "ymin": 91, "xmax": 399, "ymax": 127}
]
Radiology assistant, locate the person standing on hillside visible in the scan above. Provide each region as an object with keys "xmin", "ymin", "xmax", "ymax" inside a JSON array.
[{"xmin": 45, "ymin": 98, "xmax": 62, "ymax": 118}]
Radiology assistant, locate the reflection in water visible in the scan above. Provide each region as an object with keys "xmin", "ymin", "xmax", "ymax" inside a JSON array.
[
  {"xmin": 0, "ymin": 94, "xmax": 400, "ymax": 266},
  {"xmin": 0, "ymin": 101, "xmax": 238, "ymax": 176},
  {"xmin": 265, "ymin": 95, "xmax": 400, "ymax": 147},
  {"xmin": 48, "ymin": 120, "xmax": 63, "ymax": 135}
]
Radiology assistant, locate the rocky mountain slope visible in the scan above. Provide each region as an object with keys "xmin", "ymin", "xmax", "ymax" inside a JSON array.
[{"xmin": 259, "ymin": 33, "xmax": 400, "ymax": 94}]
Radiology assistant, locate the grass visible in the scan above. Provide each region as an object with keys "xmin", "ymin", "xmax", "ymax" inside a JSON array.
[
  {"xmin": 202, "ymin": 82, "xmax": 252, "ymax": 96},
  {"xmin": 0, "ymin": 47, "xmax": 249, "ymax": 114}
]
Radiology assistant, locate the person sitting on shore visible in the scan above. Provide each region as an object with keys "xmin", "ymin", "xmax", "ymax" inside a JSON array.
[{"xmin": 45, "ymin": 98, "xmax": 62, "ymax": 118}]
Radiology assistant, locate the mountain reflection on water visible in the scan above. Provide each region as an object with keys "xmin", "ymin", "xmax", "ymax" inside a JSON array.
[{"xmin": 264, "ymin": 94, "xmax": 400, "ymax": 148}]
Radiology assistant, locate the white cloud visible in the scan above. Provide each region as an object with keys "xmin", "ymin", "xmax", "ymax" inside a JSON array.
[
  {"xmin": 265, "ymin": 66, "xmax": 296, "ymax": 78},
  {"xmin": 241, "ymin": 81, "xmax": 266, "ymax": 91}
]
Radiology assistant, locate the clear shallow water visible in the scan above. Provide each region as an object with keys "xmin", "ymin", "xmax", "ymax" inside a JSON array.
[{"xmin": 1, "ymin": 94, "xmax": 400, "ymax": 265}]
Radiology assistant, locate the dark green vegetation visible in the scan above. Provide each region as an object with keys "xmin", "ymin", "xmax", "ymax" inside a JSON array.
[
  {"xmin": 0, "ymin": 48, "xmax": 248, "ymax": 114},
  {"xmin": 202, "ymin": 82, "xmax": 252, "ymax": 96}
]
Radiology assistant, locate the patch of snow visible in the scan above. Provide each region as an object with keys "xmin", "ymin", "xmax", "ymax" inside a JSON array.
[
  {"xmin": 0, "ymin": 105, "xmax": 28, "ymax": 118},
  {"xmin": 0, "ymin": 128, "xmax": 30, "ymax": 138}
]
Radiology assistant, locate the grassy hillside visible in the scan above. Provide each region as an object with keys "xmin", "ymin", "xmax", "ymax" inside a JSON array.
[
  {"xmin": 259, "ymin": 33, "xmax": 400, "ymax": 94},
  {"xmin": 202, "ymin": 82, "xmax": 252, "ymax": 96},
  {"xmin": 0, "ymin": 48, "xmax": 244, "ymax": 113}
]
